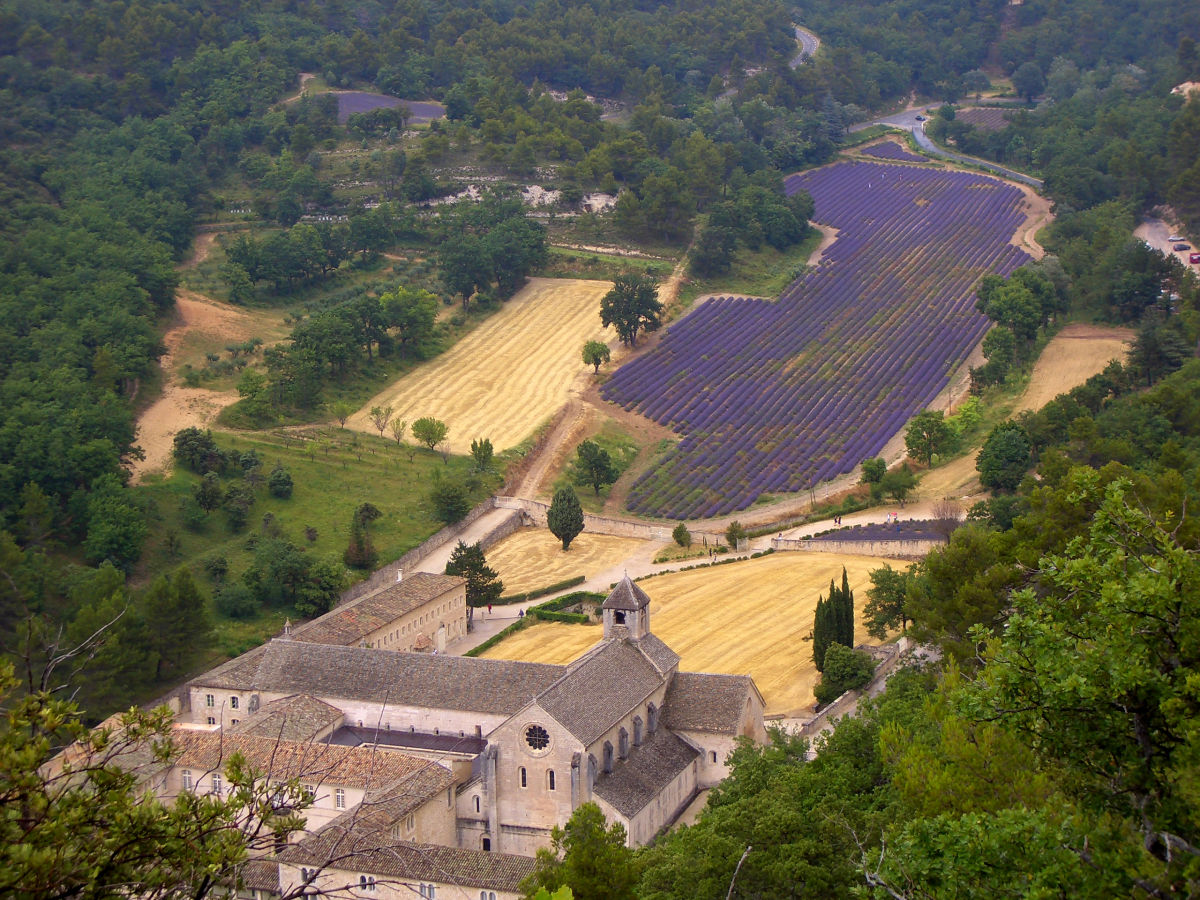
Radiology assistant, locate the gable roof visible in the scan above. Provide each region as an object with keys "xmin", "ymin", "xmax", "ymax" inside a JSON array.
[
  {"xmin": 633, "ymin": 633, "xmax": 680, "ymax": 676},
  {"xmin": 227, "ymin": 694, "xmax": 344, "ymax": 742},
  {"xmin": 535, "ymin": 639, "xmax": 664, "ymax": 746},
  {"xmin": 172, "ymin": 731, "xmax": 450, "ymax": 794},
  {"xmin": 193, "ymin": 640, "xmax": 564, "ymax": 716},
  {"xmin": 278, "ymin": 835, "xmax": 537, "ymax": 891},
  {"xmin": 593, "ymin": 728, "xmax": 699, "ymax": 818},
  {"xmin": 292, "ymin": 573, "xmax": 464, "ymax": 646},
  {"xmin": 662, "ymin": 672, "xmax": 760, "ymax": 735},
  {"xmin": 601, "ymin": 575, "xmax": 651, "ymax": 611}
]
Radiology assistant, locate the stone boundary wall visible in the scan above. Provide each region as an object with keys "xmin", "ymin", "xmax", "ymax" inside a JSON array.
[
  {"xmin": 772, "ymin": 537, "xmax": 943, "ymax": 558},
  {"xmin": 339, "ymin": 500, "xmax": 507, "ymax": 604},
  {"xmin": 493, "ymin": 496, "xmax": 726, "ymax": 545},
  {"xmin": 795, "ymin": 638, "xmax": 911, "ymax": 740}
]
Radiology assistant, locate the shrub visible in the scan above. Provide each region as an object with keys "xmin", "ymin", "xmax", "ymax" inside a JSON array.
[
  {"xmin": 215, "ymin": 583, "xmax": 259, "ymax": 620},
  {"xmin": 813, "ymin": 643, "xmax": 876, "ymax": 705},
  {"xmin": 268, "ymin": 465, "xmax": 294, "ymax": 499},
  {"xmin": 672, "ymin": 522, "xmax": 692, "ymax": 547}
]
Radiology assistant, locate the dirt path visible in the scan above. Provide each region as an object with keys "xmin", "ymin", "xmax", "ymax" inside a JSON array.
[{"xmin": 129, "ymin": 290, "xmax": 255, "ymax": 482}]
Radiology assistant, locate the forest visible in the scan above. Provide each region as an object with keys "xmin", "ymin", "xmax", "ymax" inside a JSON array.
[{"xmin": 1, "ymin": 0, "xmax": 1200, "ymax": 891}]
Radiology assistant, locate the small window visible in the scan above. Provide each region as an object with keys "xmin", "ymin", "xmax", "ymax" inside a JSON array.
[
  {"xmin": 181, "ymin": 770, "xmax": 192, "ymax": 791},
  {"xmin": 300, "ymin": 868, "xmax": 311, "ymax": 883},
  {"xmin": 206, "ymin": 716, "xmax": 216, "ymax": 725},
  {"xmin": 711, "ymin": 751, "xmax": 718, "ymax": 763},
  {"xmin": 519, "ymin": 766, "xmax": 527, "ymax": 788},
  {"xmin": 229, "ymin": 696, "xmax": 239, "ymax": 710},
  {"xmin": 619, "ymin": 727, "xmax": 629, "ymax": 759},
  {"xmin": 205, "ymin": 694, "xmax": 215, "ymax": 708},
  {"xmin": 302, "ymin": 784, "xmax": 316, "ymax": 802},
  {"xmin": 335, "ymin": 788, "xmax": 346, "ymax": 809},
  {"xmin": 603, "ymin": 742, "xmax": 614, "ymax": 774},
  {"xmin": 359, "ymin": 875, "xmax": 376, "ymax": 892},
  {"xmin": 548, "ymin": 770, "xmax": 556, "ymax": 791},
  {"xmin": 405, "ymin": 813, "xmax": 415, "ymax": 832},
  {"xmin": 230, "ymin": 719, "xmax": 239, "ymax": 726},
  {"xmin": 210, "ymin": 773, "xmax": 222, "ymax": 795},
  {"xmin": 481, "ymin": 836, "xmax": 491, "ymax": 852},
  {"xmin": 474, "ymin": 795, "xmax": 481, "ymax": 813}
]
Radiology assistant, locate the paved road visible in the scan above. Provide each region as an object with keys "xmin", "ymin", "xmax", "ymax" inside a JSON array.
[
  {"xmin": 792, "ymin": 26, "xmax": 819, "ymax": 65},
  {"xmin": 852, "ymin": 105, "xmax": 1043, "ymax": 189}
]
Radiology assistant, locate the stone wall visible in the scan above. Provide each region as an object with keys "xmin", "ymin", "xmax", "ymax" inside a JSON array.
[
  {"xmin": 493, "ymin": 496, "xmax": 725, "ymax": 545},
  {"xmin": 795, "ymin": 637, "xmax": 911, "ymax": 741},
  {"xmin": 340, "ymin": 502, "xmax": 519, "ymax": 605},
  {"xmin": 772, "ymin": 537, "xmax": 943, "ymax": 559}
]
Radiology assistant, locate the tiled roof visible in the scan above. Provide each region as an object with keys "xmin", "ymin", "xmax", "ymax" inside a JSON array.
[
  {"xmin": 292, "ymin": 573, "xmax": 464, "ymax": 646},
  {"xmin": 536, "ymin": 640, "xmax": 664, "ymax": 745},
  {"xmin": 278, "ymin": 835, "xmax": 537, "ymax": 891},
  {"xmin": 633, "ymin": 633, "xmax": 679, "ymax": 676},
  {"xmin": 662, "ymin": 672, "xmax": 757, "ymax": 735},
  {"xmin": 193, "ymin": 640, "xmax": 565, "ymax": 715},
  {"xmin": 593, "ymin": 729, "xmax": 699, "ymax": 818},
  {"xmin": 172, "ymin": 731, "xmax": 449, "ymax": 794},
  {"xmin": 355, "ymin": 764, "xmax": 457, "ymax": 827},
  {"xmin": 227, "ymin": 694, "xmax": 344, "ymax": 742},
  {"xmin": 236, "ymin": 859, "xmax": 281, "ymax": 892},
  {"xmin": 601, "ymin": 575, "xmax": 651, "ymax": 611}
]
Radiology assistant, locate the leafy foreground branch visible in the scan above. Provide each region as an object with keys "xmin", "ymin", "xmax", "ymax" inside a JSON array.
[{"xmin": 0, "ymin": 660, "xmax": 311, "ymax": 900}]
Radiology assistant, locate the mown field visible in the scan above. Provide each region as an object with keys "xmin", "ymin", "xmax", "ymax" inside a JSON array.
[
  {"xmin": 485, "ymin": 528, "xmax": 648, "ymax": 595},
  {"xmin": 348, "ymin": 278, "xmax": 615, "ymax": 454},
  {"xmin": 480, "ymin": 550, "xmax": 907, "ymax": 715}
]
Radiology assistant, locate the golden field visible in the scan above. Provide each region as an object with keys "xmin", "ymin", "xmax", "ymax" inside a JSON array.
[
  {"xmin": 348, "ymin": 278, "xmax": 614, "ymax": 453},
  {"xmin": 1013, "ymin": 322, "xmax": 1133, "ymax": 415},
  {"xmin": 480, "ymin": 550, "xmax": 908, "ymax": 715},
  {"xmin": 486, "ymin": 528, "xmax": 648, "ymax": 595}
]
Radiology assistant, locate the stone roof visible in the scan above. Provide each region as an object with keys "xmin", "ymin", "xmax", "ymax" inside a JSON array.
[
  {"xmin": 355, "ymin": 764, "xmax": 458, "ymax": 826},
  {"xmin": 172, "ymin": 731, "xmax": 450, "ymax": 794},
  {"xmin": 227, "ymin": 694, "xmax": 344, "ymax": 742},
  {"xmin": 593, "ymin": 728, "xmax": 699, "ymax": 818},
  {"xmin": 536, "ymin": 639, "xmax": 664, "ymax": 745},
  {"xmin": 633, "ymin": 633, "xmax": 680, "ymax": 676},
  {"xmin": 291, "ymin": 573, "xmax": 464, "ymax": 646},
  {"xmin": 278, "ymin": 835, "xmax": 537, "ymax": 892},
  {"xmin": 235, "ymin": 859, "xmax": 281, "ymax": 893},
  {"xmin": 662, "ymin": 672, "xmax": 759, "ymax": 735},
  {"xmin": 601, "ymin": 575, "xmax": 651, "ymax": 611},
  {"xmin": 193, "ymin": 640, "xmax": 565, "ymax": 715}
]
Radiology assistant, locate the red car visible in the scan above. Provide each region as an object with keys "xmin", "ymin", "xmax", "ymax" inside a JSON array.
[{"xmin": 1191, "ymin": 252, "xmax": 1200, "ymax": 265}]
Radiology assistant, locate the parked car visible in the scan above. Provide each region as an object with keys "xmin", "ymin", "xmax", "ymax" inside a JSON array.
[
  {"xmin": 1173, "ymin": 243, "xmax": 1191, "ymax": 252},
  {"xmin": 1169, "ymin": 234, "xmax": 1185, "ymax": 242},
  {"xmin": 914, "ymin": 114, "xmax": 926, "ymax": 121},
  {"xmin": 1190, "ymin": 252, "xmax": 1200, "ymax": 265}
]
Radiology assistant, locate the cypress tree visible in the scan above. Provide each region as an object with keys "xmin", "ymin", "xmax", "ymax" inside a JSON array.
[
  {"xmin": 548, "ymin": 486, "xmax": 585, "ymax": 550},
  {"xmin": 813, "ymin": 594, "xmax": 832, "ymax": 672},
  {"xmin": 836, "ymin": 567, "xmax": 855, "ymax": 647}
]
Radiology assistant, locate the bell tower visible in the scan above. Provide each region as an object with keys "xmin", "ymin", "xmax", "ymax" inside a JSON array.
[{"xmin": 601, "ymin": 575, "xmax": 652, "ymax": 640}]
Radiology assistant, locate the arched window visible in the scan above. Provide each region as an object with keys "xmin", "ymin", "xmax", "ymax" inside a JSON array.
[
  {"xmin": 647, "ymin": 703, "xmax": 659, "ymax": 734},
  {"xmin": 548, "ymin": 770, "xmax": 556, "ymax": 791},
  {"xmin": 614, "ymin": 610, "xmax": 626, "ymax": 624},
  {"xmin": 474, "ymin": 795, "xmax": 480, "ymax": 813},
  {"xmin": 603, "ymin": 742, "xmax": 614, "ymax": 773},
  {"xmin": 481, "ymin": 836, "xmax": 491, "ymax": 852},
  {"xmin": 633, "ymin": 716, "xmax": 643, "ymax": 747},
  {"xmin": 519, "ymin": 766, "xmax": 527, "ymax": 788},
  {"xmin": 587, "ymin": 754, "xmax": 598, "ymax": 788},
  {"xmin": 618, "ymin": 727, "xmax": 630, "ymax": 759}
]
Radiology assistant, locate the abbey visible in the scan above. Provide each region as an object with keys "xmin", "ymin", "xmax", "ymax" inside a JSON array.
[{"xmin": 177, "ymin": 575, "xmax": 767, "ymax": 861}]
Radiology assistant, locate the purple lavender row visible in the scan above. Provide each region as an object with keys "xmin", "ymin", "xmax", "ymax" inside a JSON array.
[
  {"xmin": 602, "ymin": 161, "xmax": 1031, "ymax": 519},
  {"xmin": 860, "ymin": 141, "xmax": 927, "ymax": 163}
]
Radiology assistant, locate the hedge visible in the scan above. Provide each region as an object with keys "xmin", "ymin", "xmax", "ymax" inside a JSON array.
[{"xmin": 496, "ymin": 575, "xmax": 587, "ymax": 605}]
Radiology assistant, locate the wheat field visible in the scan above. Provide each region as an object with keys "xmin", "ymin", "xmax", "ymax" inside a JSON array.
[
  {"xmin": 486, "ymin": 528, "xmax": 648, "ymax": 595},
  {"xmin": 480, "ymin": 550, "xmax": 909, "ymax": 715},
  {"xmin": 349, "ymin": 278, "xmax": 614, "ymax": 454}
]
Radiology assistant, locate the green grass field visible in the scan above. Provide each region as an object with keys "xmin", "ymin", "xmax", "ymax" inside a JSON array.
[
  {"xmin": 134, "ymin": 426, "xmax": 501, "ymax": 656},
  {"xmin": 677, "ymin": 228, "xmax": 824, "ymax": 307}
]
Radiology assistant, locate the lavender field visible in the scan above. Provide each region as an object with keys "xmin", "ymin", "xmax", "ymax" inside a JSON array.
[
  {"xmin": 602, "ymin": 161, "xmax": 1031, "ymax": 519},
  {"xmin": 861, "ymin": 141, "xmax": 927, "ymax": 163}
]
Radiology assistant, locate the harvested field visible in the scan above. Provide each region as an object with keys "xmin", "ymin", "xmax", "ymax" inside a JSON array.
[
  {"xmin": 1013, "ymin": 323, "xmax": 1133, "ymax": 414},
  {"xmin": 349, "ymin": 278, "xmax": 615, "ymax": 454},
  {"xmin": 486, "ymin": 528, "xmax": 648, "ymax": 595},
  {"xmin": 480, "ymin": 551, "xmax": 907, "ymax": 715}
]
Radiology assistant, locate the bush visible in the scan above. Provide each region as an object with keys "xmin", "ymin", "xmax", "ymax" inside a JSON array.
[
  {"xmin": 203, "ymin": 555, "xmax": 229, "ymax": 582},
  {"xmin": 215, "ymin": 583, "xmax": 259, "ymax": 619},
  {"xmin": 268, "ymin": 465, "xmax": 294, "ymax": 499},
  {"xmin": 813, "ymin": 643, "xmax": 876, "ymax": 705},
  {"xmin": 725, "ymin": 520, "xmax": 747, "ymax": 548},
  {"xmin": 430, "ymin": 478, "xmax": 471, "ymax": 524},
  {"xmin": 672, "ymin": 522, "xmax": 692, "ymax": 547}
]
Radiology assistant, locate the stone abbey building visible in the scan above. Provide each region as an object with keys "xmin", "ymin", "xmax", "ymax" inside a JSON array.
[{"xmin": 168, "ymin": 575, "xmax": 766, "ymax": 896}]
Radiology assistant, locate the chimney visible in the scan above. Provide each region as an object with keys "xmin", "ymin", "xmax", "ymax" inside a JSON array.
[{"xmin": 396, "ymin": 568, "xmax": 403, "ymax": 583}]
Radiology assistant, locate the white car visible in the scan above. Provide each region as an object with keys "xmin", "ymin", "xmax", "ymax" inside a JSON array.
[{"xmin": 1169, "ymin": 234, "xmax": 1185, "ymax": 242}]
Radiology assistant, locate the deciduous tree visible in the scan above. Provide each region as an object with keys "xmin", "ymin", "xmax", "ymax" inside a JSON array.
[
  {"xmin": 581, "ymin": 340, "xmax": 610, "ymax": 374},
  {"xmin": 412, "ymin": 417, "xmax": 449, "ymax": 452},
  {"xmin": 572, "ymin": 441, "xmax": 618, "ymax": 496},
  {"xmin": 600, "ymin": 273, "xmax": 662, "ymax": 348},
  {"xmin": 905, "ymin": 411, "xmax": 956, "ymax": 466}
]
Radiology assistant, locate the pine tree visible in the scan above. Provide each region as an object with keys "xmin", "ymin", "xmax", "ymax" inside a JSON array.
[{"xmin": 445, "ymin": 540, "xmax": 504, "ymax": 607}]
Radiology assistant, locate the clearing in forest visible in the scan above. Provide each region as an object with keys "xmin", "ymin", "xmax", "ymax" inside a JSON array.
[
  {"xmin": 480, "ymin": 550, "xmax": 907, "ymax": 715},
  {"xmin": 1013, "ymin": 322, "xmax": 1133, "ymax": 414},
  {"xmin": 485, "ymin": 528, "xmax": 647, "ymax": 596},
  {"xmin": 349, "ymin": 278, "xmax": 615, "ymax": 454}
]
